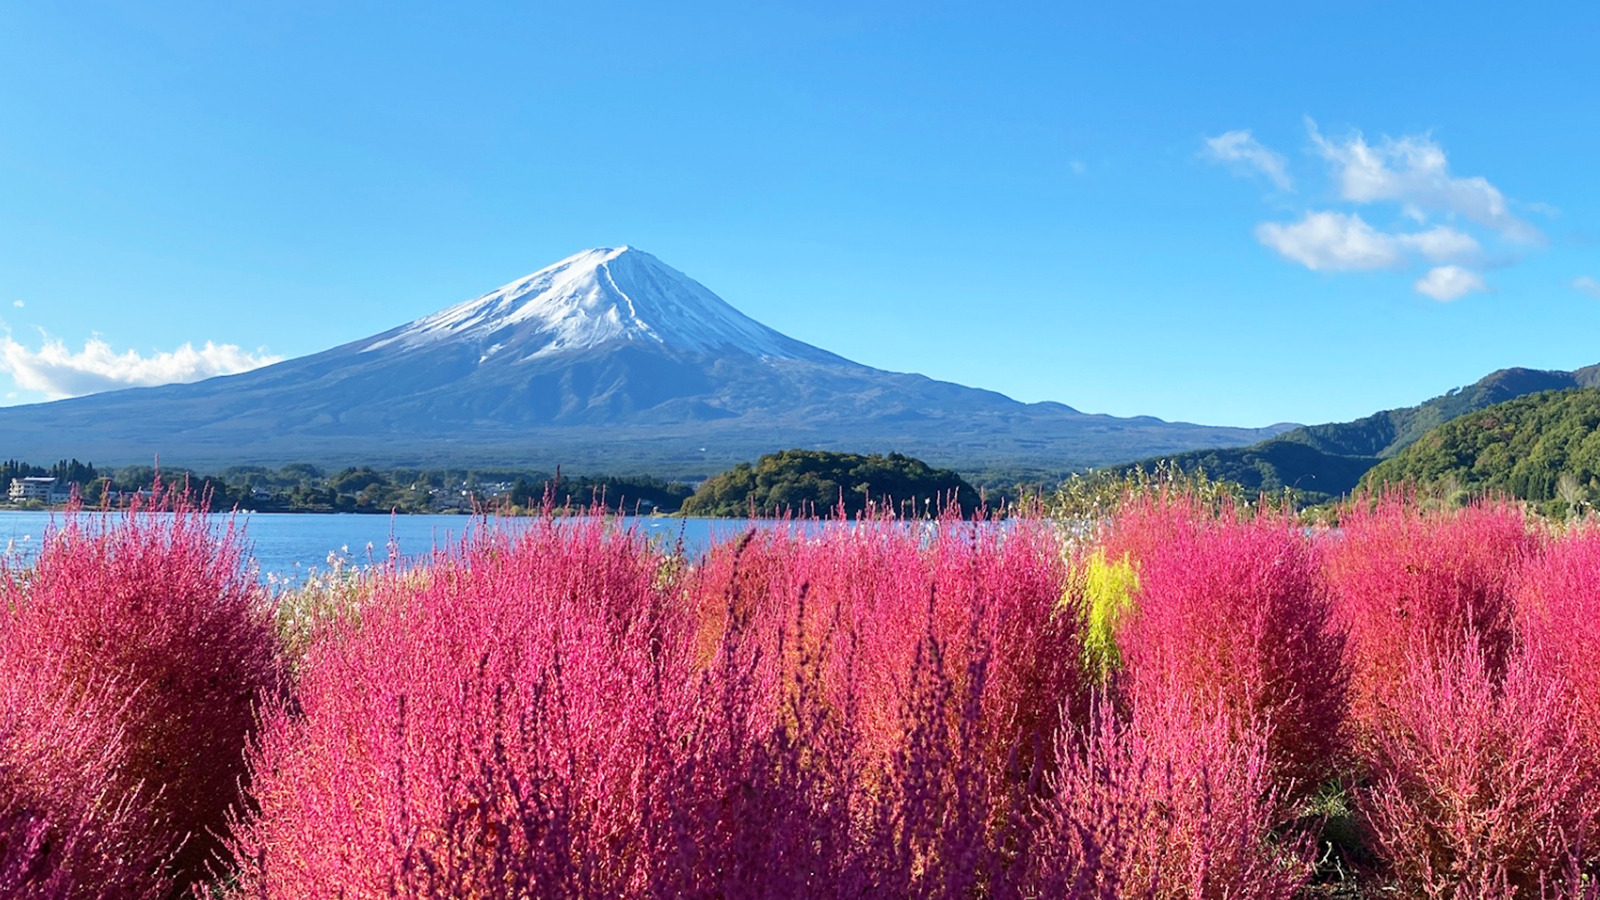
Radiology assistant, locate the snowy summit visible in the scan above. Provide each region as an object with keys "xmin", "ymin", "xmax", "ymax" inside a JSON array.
[
  {"xmin": 366, "ymin": 246, "xmax": 835, "ymax": 363},
  {"xmin": 0, "ymin": 243, "xmax": 1290, "ymax": 474}
]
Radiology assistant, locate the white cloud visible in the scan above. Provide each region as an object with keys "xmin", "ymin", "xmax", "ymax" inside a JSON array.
[
  {"xmin": 1414, "ymin": 265, "xmax": 1487, "ymax": 301},
  {"xmin": 0, "ymin": 335, "xmax": 283, "ymax": 400},
  {"xmin": 1307, "ymin": 118, "xmax": 1539, "ymax": 243},
  {"xmin": 1218, "ymin": 118, "xmax": 1547, "ymax": 303},
  {"xmin": 1394, "ymin": 225, "xmax": 1482, "ymax": 263},
  {"xmin": 9, "ymin": 301, "xmax": 20, "ymax": 309},
  {"xmin": 1256, "ymin": 211, "xmax": 1486, "ymax": 274},
  {"xmin": 1255, "ymin": 211, "xmax": 1403, "ymax": 271},
  {"xmin": 1576, "ymin": 276, "xmax": 1600, "ymax": 300},
  {"xmin": 1204, "ymin": 130, "xmax": 1293, "ymax": 191}
]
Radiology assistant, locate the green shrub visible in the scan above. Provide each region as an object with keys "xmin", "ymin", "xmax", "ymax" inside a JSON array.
[{"xmin": 1072, "ymin": 548, "xmax": 1139, "ymax": 684}]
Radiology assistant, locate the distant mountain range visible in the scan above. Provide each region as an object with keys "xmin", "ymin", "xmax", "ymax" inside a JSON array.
[
  {"xmin": 0, "ymin": 247, "xmax": 1291, "ymax": 478},
  {"xmin": 1120, "ymin": 365, "xmax": 1600, "ymax": 500}
]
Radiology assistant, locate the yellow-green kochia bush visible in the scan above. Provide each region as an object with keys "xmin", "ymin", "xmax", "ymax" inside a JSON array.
[{"xmin": 1070, "ymin": 548, "xmax": 1139, "ymax": 684}]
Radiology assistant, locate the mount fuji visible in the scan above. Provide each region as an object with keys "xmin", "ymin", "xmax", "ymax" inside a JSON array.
[{"xmin": 0, "ymin": 247, "xmax": 1291, "ymax": 476}]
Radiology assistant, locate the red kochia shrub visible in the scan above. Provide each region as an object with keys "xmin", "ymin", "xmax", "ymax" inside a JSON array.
[
  {"xmin": 687, "ymin": 513, "xmax": 1085, "ymax": 888},
  {"xmin": 687, "ymin": 514, "xmax": 1083, "ymax": 898},
  {"xmin": 1359, "ymin": 644, "xmax": 1598, "ymax": 897},
  {"xmin": 0, "ymin": 800, "xmax": 71, "ymax": 900},
  {"xmin": 1031, "ymin": 694, "xmax": 1312, "ymax": 900},
  {"xmin": 925, "ymin": 518, "xmax": 1085, "ymax": 789},
  {"xmin": 232, "ymin": 517, "xmax": 867, "ymax": 899},
  {"xmin": 0, "ymin": 492, "xmax": 281, "ymax": 897},
  {"xmin": 686, "ymin": 516, "xmax": 930, "ymax": 761},
  {"xmin": 1517, "ymin": 527, "xmax": 1600, "ymax": 757},
  {"xmin": 0, "ymin": 798, "xmax": 64, "ymax": 900},
  {"xmin": 233, "ymin": 511, "xmax": 1085, "ymax": 898},
  {"xmin": 0, "ymin": 669, "xmax": 162, "ymax": 900},
  {"xmin": 1103, "ymin": 496, "xmax": 1347, "ymax": 793},
  {"xmin": 1323, "ymin": 494, "xmax": 1535, "ymax": 736}
]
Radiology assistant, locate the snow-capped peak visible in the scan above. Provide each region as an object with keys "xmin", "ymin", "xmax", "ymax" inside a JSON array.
[{"xmin": 365, "ymin": 246, "xmax": 833, "ymax": 362}]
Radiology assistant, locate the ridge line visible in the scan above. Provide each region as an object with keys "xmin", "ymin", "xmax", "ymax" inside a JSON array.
[{"xmin": 597, "ymin": 259, "xmax": 659, "ymax": 343}]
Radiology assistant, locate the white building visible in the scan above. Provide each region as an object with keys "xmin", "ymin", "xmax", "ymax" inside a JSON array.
[{"xmin": 8, "ymin": 477, "xmax": 70, "ymax": 504}]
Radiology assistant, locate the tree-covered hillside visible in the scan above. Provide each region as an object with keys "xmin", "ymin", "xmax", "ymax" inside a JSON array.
[
  {"xmin": 1279, "ymin": 366, "xmax": 1600, "ymax": 458},
  {"xmin": 1111, "ymin": 365, "xmax": 1600, "ymax": 503},
  {"xmin": 1363, "ymin": 387, "xmax": 1600, "ymax": 515},
  {"xmin": 681, "ymin": 449, "xmax": 978, "ymax": 517},
  {"xmin": 1109, "ymin": 439, "xmax": 1379, "ymax": 503}
]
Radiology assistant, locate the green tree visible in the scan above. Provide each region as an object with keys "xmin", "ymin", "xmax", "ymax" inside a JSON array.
[{"xmin": 681, "ymin": 449, "xmax": 977, "ymax": 518}]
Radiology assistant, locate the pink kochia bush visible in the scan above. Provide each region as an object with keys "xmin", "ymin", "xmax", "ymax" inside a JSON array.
[
  {"xmin": 1360, "ymin": 643, "xmax": 1597, "ymax": 897},
  {"xmin": 1098, "ymin": 495, "xmax": 1347, "ymax": 793},
  {"xmin": 0, "ymin": 790, "xmax": 74, "ymax": 900},
  {"xmin": 26, "ymin": 484, "xmax": 1600, "ymax": 896},
  {"xmin": 1032, "ymin": 696, "xmax": 1311, "ymax": 900},
  {"xmin": 688, "ymin": 516, "xmax": 1084, "ymax": 790},
  {"xmin": 0, "ymin": 490, "xmax": 282, "ymax": 898},
  {"xmin": 1324, "ymin": 495, "xmax": 1600, "ymax": 896},
  {"xmin": 229, "ymin": 507, "xmax": 1334, "ymax": 898},
  {"xmin": 0, "ymin": 764, "xmax": 79, "ymax": 900},
  {"xmin": 1517, "ymin": 526, "xmax": 1600, "ymax": 756},
  {"xmin": 231, "ymin": 517, "xmax": 814, "ymax": 898},
  {"xmin": 1324, "ymin": 493, "xmax": 1536, "ymax": 736},
  {"xmin": 231, "ymin": 514, "xmax": 1096, "ymax": 898},
  {"xmin": 0, "ymin": 667, "xmax": 159, "ymax": 900},
  {"xmin": 686, "ymin": 515, "xmax": 1088, "ymax": 893}
]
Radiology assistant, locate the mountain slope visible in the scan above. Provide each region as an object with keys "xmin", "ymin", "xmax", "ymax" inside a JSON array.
[
  {"xmin": 1364, "ymin": 387, "xmax": 1600, "ymax": 512},
  {"xmin": 0, "ymin": 247, "xmax": 1291, "ymax": 477},
  {"xmin": 1276, "ymin": 366, "xmax": 1600, "ymax": 458},
  {"xmin": 1116, "ymin": 366, "xmax": 1600, "ymax": 500}
]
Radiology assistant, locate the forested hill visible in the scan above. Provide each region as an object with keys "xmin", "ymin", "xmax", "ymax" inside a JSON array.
[
  {"xmin": 1363, "ymin": 387, "xmax": 1600, "ymax": 515},
  {"xmin": 1109, "ymin": 365, "xmax": 1600, "ymax": 502},
  {"xmin": 680, "ymin": 449, "xmax": 978, "ymax": 517},
  {"xmin": 1277, "ymin": 365, "xmax": 1600, "ymax": 458}
]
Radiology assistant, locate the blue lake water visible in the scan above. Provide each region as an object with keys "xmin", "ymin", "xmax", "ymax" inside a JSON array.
[{"xmin": 0, "ymin": 511, "xmax": 804, "ymax": 585}]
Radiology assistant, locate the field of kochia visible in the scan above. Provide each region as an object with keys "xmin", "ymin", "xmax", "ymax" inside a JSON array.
[{"xmin": 5, "ymin": 487, "xmax": 1600, "ymax": 899}]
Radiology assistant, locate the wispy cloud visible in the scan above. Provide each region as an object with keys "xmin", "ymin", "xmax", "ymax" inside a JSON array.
[
  {"xmin": 0, "ymin": 334, "xmax": 283, "ymax": 400},
  {"xmin": 1576, "ymin": 276, "xmax": 1600, "ymax": 300},
  {"xmin": 1414, "ymin": 265, "xmax": 1487, "ymax": 301},
  {"xmin": 1203, "ymin": 130, "xmax": 1293, "ymax": 191},
  {"xmin": 1254, "ymin": 211, "xmax": 1481, "ymax": 273},
  {"xmin": 1255, "ymin": 212, "xmax": 1400, "ymax": 271},
  {"xmin": 1395, "ymin": 226, "xmax": 1482, "ymax": 263},
  {"xmin": 1211, "ymin": 118, "xmax": 1549, "ymax": 303},
  {"xmin": 1306, "ymin": 118, "xmax": 1539, "ymax": 243},
  {"xmin": 9, "ymin": 301, "xmax": 20, "ymax": 309}
]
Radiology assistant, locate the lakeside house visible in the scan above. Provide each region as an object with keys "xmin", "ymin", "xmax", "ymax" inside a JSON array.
[{"xmin": 8, "ymin": 476, "xmax": 72, "ymax": 505}]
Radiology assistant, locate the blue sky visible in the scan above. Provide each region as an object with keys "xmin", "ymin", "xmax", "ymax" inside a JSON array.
[{"xmin": 2, "ymin": 1, "xmax": 1597, "ymax": 427}]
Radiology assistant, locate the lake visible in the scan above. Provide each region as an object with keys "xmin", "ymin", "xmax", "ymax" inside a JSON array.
[{"xmin": 0, "ymin": 511, "xmax": 808, "ymax": 585}]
